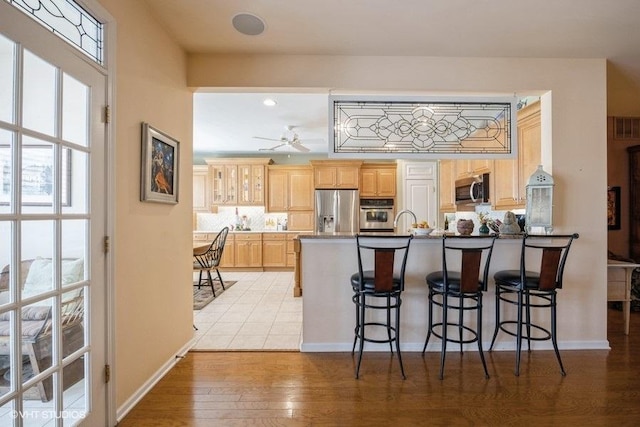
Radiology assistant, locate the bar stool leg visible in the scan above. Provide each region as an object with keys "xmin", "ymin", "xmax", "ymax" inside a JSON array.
[
  {"xmin": 355, "ymin": 294, "xmax": 366, "ymax": 379},
  {"xmin": 439, "ymin": 295, "xmax": 448, "ymax": 380},
  {"xmin": 395, "ymin": 296, "xmax": 406, "ymax": 379},
  {"xmin": 515, "ymin": 291, "xmax": 524, "ymax": 376},
  {"xmin": 458, "ymin": 294, "xmax": 464, "ymax": 354},
  {"xmin": 489, "ymin": 286, "xmax": 501, "ymax": 351},
  {"xmin": 477, "ymin": 294, "xmax": 489, "ymax": 378},
  {"xmin": 550, "ymin": 293, "xmax": 566, "ymax": 376},
  {"xmin": 387, "ymin": 295, "xmax": 394, "ymax": 354},
  {"xmin": 422, "ymin": 290, "xmax": 434, "ymax": 354}
]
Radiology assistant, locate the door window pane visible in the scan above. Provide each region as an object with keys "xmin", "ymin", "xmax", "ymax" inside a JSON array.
[
  {"xmin": 21, "ymin": 220, "xmax": 54, "ymax": 296},
  {"xmin": 0, "ymin": 129, "xmax": 13, "ymax": 214},
  {"xmin": 62, "ymin": 149, "xmax": 86, "ymax": 215},
  {"xmin": 62, "ymin": 73, "xmax": 88, "ymax": 147},
  {"xmin": 0, "ymin": 34, "xmax": 15, "ymax": 124},
  {"xmin": 22, "ymin": 50, "xmax": 56, "ymax": 137},
  {"xmin": 61, "ymin": 220, "xmax": 86, "ymax": 288},
  {"xmin": 0, "ymin": 221, "xmax": 13, "ymax": 307},
  {"xmin": 0, "ymin": 311, "xmax": 15, "ymax": 401}
]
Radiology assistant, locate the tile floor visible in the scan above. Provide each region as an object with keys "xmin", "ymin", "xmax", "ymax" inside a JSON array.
[{"xmin": 192, "ymin": 271, "xmax": 302, "ymax": 351}]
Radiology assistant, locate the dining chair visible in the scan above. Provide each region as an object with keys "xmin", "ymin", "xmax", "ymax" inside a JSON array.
[{"xmin": 193, "ymin": 227, "xmax": 229, "ymax": 296}]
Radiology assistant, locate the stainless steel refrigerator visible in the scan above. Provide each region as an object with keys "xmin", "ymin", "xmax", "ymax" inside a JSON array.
[{"xmin": 315, "ymin": 189, "xmax": 359, "ymax": 232}]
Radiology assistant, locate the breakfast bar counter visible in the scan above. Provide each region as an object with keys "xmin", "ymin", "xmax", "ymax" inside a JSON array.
[{"xmin": 298, "ymin": 233, "xmax": 608, "ymax": 353}]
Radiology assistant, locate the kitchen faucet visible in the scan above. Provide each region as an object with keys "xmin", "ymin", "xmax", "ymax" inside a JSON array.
[{"xmin": 393, "ymin": 209, "xmax": 417, "ymax": 228}]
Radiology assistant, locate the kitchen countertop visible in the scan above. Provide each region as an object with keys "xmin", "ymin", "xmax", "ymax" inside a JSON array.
[
  {"xmin": 297, "ymin": 231, "xmax": 525, "ymax": 239},
  {"xmin": 193, "ymin": 230, "xmax": 310, "ymax": 234}
]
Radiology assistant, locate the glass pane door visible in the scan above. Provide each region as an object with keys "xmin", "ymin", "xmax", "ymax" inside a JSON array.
[{"xmin": 0, "ymin": 3, "xmax": 107, "ymax": 425}]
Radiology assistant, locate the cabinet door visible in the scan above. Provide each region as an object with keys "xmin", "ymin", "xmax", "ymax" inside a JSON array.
[
  {"xmin": 288, "ymin": 211, "xmax": 314, "ymax": 231},
  {"xmin": 262, "ymin": 235, "xmax": 287, "ymax": 267},
  {"xmin": 193, "ymin": 166, "xmax": 209, "ymax": 211},
  {"xmin": 252, "ymin": 165, "xmax": 265, "ymax": 205},
  {"xmin": 210, "ymin": 165, "xmax": 226, "ymax": 204},
  {"xmin": 376, "ymin": 169, "xmax": 397, "ymax": 197},
  {"xmin": 225, "ymin": 165, "xmax": 237, "ymax": 204},
  {"xmin": 314, "ymin": 167, "xmax": 336, "ymax": 188},
  {"xmin": 219, "ymin": 235, "xmax": 235, "ymax": 267},
  {"xmin": 336, "ymin": 166, "xmax": 359, "ymax": 188},
  {"xmin": 267, "ymin": 169, "xmax": 288, "ymax": 211},
  {"xmin": 492, "ymin": 158, "xmax": 518, "ymax": 209},
  {"xmin": 289, "ymin": 169, "xmax": 314, "ymax": 210},
  {"xmin": 249, "ymin": 242, "xmax": 262, "ymax": 267},
  {"xmin": 438, "ymin": 159, "xmax": 455, "ymax": 212},
  {"xmin": 517, "ymin": 109, "xmax": 542, "ymax": 204},
  {"xmin": 238, "ymin": 165, "xmax": 252, "ymax": 205},
  {"xmin": 360, "ymin": 169, "xmax": 377, "ymax": 197}
]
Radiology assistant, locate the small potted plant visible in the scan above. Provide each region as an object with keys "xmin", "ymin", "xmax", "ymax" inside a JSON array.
[{"xmin": 477, "ymin": 212, "xmax": 495, "ymax": 234}]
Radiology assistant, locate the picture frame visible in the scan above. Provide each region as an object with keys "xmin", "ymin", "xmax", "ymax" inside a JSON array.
[
  {"xmin": 608, "ymin": 186, "xmax": 621, "ymax": 230},
  {"xmin": 0, "ymin": 144, "xmax": 71, "ymax": 206},
  {"xmin": 141, "ymin": 123, "xmax": 179, "ymax": 204}
]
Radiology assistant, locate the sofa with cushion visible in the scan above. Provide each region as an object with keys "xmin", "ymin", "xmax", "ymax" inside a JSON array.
[{"xmin": 0, "ymin": 258, "xmax": 85, "ymax": 401}]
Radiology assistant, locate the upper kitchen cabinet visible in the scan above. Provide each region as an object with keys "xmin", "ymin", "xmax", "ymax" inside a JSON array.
[
  {"xmin": 438, "ymin": 159, "xmax": 456, "ymax": 213},
  {"xmin": 193, "ymin": 165, "xmax": 210, "ymax": 212},
  {"xmin": 205, "ymin": 158, "xmax": 273, "ymax": 206},
  {"xmin": 456, "ymin": 158, "xmax": 492, "ymax": 179},
  {"xmin": 492, "ymin": 101, "xmax": 541, "ymax": 210},
  {"xmin": 360, "ymin": 163, "xmax": 397, "ymax": 197},
  {"xmin": 267, "ymin": 166, "xmax": 314, "ymax": 231},
  {"xmin": 310, "ymin": 160, "xmax": 363, "ymax": 189}
]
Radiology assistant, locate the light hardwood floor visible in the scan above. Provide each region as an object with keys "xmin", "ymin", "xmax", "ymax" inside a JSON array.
[{"xmin": 120, "ymin": 307, "xmax": 640, "ymax": 425}]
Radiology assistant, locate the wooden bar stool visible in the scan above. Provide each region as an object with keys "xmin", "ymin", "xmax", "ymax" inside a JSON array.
[
  {"xmin": 489, "ymin": 233, "xmax": 578, "ymax": 376},
  {"xmin": 422, "ymin": 235, "xmax": 497, "ymax": 380},
  {"xmin": 351, "ymin": 234, "xmax": 413, "ymax": 379}
]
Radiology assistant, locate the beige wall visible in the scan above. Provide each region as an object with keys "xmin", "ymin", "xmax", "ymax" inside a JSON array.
[
  {"xmin": 98, "ymin": 0, "xmax": 193, "ymax": 409},
  {"xmin": 189, "ymin": 54, "xmax": 609, "ymax": 342}
]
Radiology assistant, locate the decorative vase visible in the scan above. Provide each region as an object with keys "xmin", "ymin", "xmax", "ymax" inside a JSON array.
[
  {"xmin": 479, "ymin": 222, "xmax": 490, "ymax": 234},
  {"xmin": 456, "ymin": 219, "xmax": 475, "ymax": 235}
]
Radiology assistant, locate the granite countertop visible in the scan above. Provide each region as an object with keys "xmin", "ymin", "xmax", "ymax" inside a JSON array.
[{"xmin": 298, "ymin": 231, "xmax": 526, "ymax": 239}]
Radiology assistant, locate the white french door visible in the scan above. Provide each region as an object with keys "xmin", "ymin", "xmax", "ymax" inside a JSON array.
[{"xmin": 0, "ymin": 2, "xmax": 107, "ymax": 425}]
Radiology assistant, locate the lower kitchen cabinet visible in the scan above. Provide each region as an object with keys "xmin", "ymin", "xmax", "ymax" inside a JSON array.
[
  {"xmin": 262, "ymin": 233, "xmax": 287, "ymax": 267},
  {"xmin": 234, "ymin": 233, "xmax": 262, "ymax": 267},
  {"xmin": 219, "ymin": 233, "xmax": 235, "ymax": 268}
]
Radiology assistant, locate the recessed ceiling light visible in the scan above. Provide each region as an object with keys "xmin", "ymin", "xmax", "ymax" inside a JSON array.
[
  {"xmin": 232, "ymin": 13, "xmax": 266, "ymax": 36},
  {"xmin": 263, "ymin": 98, "xmax": 277, "ymax": 106}
]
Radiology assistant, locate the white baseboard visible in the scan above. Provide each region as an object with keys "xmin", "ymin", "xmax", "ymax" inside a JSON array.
[
  {"xmin": 116, "ymin": 338, "xmax": 196, "ymax": 423},
  {"xmin": 301, "ymin": 340, "xmax": 611, "ymax": 352}
]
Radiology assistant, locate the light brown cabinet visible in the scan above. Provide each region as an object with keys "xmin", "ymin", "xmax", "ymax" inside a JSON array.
[
  {"xmin": 238, "ymin": 163, "xmax": 266, "ymax": 205},
  {"xmin": 205, "ymin": 158, "xmax": 272, "ymax": 206},
  {"xmin": 267, "ymin": 166, "xmax": 314, "ymax": 231},
  {"xmin": 438, "ymin": 159, "xmax": 456, "ymax": 213},
  {"xmin": 193, "ymin": 165, "xmax": 209, "ymax": 212},
  {"xmin": 234, "ymin": 233, "xmax": 262, "ymax": 267},
  {"xmin": 360, "ymin": 163, "xmax": 397, "ymax": 197},
  {"xmin": 311, "ymin": 160, "xmax": 362, "ymax": 189},
  {"xmin": 492, "ymin": 102, "xmax": 541, "ymax": 210},
  {"xmin": 262, "ymin": 233, "xmax": 287, "ymax": 267},
  {"xmin": 456, "ymin": 158, "xmax": 492, "ymax": 179}
]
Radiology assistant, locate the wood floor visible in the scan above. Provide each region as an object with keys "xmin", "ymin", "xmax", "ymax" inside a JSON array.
[{"xmin": 120, "ymin": 308, "xmax": 640, "ymax": 426}]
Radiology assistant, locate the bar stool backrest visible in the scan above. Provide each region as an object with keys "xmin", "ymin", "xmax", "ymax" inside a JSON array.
[
  {"xmin": 356, "ymin": 235, "xmax": 413, "ymax": 293},
  {"xmin": 442, "ymin": 235, "xmax": 497, "ymax": 293},
  {"xmin": 520, "ymin": 233, "xmax": 578, "ymax": 290}
]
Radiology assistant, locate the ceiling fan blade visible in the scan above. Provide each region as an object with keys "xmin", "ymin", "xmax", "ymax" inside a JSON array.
[
  {"xmin": 253, "ymin": 136, "xmax": 284, "ymax": 142},
  {"xmin": 258, "ymin": 143, "xmax": 287, "ymax": 151},
  {"xmin": 299, "ymin": 138, "xmax": 326, "ymax": 144},
  {"xmin": 291, "ymin": 143, "xmax": 311, "ymax": 153}
]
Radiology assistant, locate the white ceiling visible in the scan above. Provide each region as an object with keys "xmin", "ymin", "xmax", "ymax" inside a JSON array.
[{"xmin": 144, "ymin": 0, "xmax": 640, "ymax": 155}]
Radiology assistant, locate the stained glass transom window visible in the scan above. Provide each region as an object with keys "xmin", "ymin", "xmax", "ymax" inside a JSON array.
[
  {"xmin": 330, "ymin": 97, "xmax": 516, "ymax": 158},
  {"xmin": 6, "ymin": 0, "xmax": 103, "ymax": 64}
]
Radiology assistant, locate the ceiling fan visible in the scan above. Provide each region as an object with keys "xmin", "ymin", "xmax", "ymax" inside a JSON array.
[{"xmin": 254, "ymin": 125, "xmax": 320, "ymax": 153}]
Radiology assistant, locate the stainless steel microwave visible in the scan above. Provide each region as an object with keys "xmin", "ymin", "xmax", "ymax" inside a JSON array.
[{"xmin": 455, "ymin": 173, "xmax": 490, "ymax": 205}]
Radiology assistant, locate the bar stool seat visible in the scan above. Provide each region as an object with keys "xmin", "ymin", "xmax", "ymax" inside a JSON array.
[{"xmin": 351, "ymin": 234, "xmax": 413, "ymax": 379}]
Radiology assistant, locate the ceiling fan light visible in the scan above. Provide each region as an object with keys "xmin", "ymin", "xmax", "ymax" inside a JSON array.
[{"xmin": 263, "ymin": 98, "xmax": 277, "ymax": 106}]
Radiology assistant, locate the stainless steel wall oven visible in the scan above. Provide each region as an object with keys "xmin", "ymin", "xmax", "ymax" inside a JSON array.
[{"xmin": 359, "ymin": 198, "xmax": 395, "ymax": 232}]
